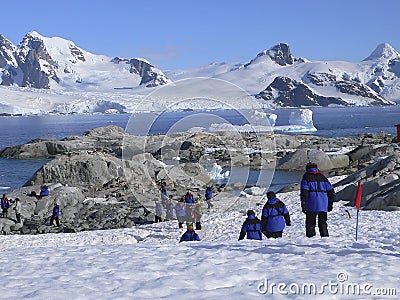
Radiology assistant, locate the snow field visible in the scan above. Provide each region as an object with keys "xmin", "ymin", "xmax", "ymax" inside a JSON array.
[{"xmin": 0, "ymin": 188, "xmax": 398, "ymax": 299}]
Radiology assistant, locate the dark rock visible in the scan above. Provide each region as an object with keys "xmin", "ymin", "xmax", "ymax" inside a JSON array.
[{"xmin": 256, "ymin": 76, "xmax": 347, "ymax": 107}]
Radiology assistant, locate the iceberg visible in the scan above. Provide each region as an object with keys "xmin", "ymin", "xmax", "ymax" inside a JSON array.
[
  {"xmin": 188, "ymin": 108, "xmax": 316, "ymax": 134},
  {"xmin": 274, "ymin": 108, "xmax": 317, "ymax": 133},
  {"xmin": 208, "ymin": 163, "xmax": 230, "ymax": 181}
]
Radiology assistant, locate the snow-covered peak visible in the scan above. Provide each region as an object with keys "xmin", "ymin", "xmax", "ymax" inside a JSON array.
[
  {"xmin": 245, "ymin": 43, "xmax": 294, "ymax": 68},
  {"xmin": 0, "ymin": 34, "xmax": 17, "ymax": 67},
  {"xmin": 26, "ymin": 30, "xmax": 44, "ymax": 39},
  {"xmin": 363, "ymin": 43, "xmax": 400, "ymax": 61}
]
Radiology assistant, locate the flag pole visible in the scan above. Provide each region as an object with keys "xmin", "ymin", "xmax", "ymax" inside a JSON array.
[
  {"xmin": 354, "ymin": 182, "xmax": 362, "ymax": 241},
  {"xmin": 355, "ymin": 209, "xmax": 359, "ymax": 241}
]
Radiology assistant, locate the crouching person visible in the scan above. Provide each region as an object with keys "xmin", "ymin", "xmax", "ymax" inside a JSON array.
[
  {"xmin": 179, "ymin": 223, "xmax": 201, "ymax": 242},
  {"xmin": 261, "ymin": 191, "xmax": 291, "ymax": 238},
  {"xmin": 238, "ymin": 210, "xmax": 263, "ymax": 241}
]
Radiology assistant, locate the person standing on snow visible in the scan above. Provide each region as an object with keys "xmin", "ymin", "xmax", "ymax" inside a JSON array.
[
  {"xmin": 175, "ymin": 200, "xmax": 186, "ymax": 228},
  {"xmin": 300, "ymin": 162, "xmax": 335, "ymax": 238},
  {"xmin": 261, "ymin": 191, "xmax": 291, "ymax": 238},
  {"xmin": 179, "ymin": 222, "xmax": 200, "ymax": 242},
  {"xmin": 193, "ymin": 199, "xmax": 203, "ymax": 230},
  {"xmin": 184, "ymin": 191, "xmax": 195, "ymax": 223},
  {"xmin": 155, "ymin": 201, "xmax": 163, "ymax": 223},
  {"xmin": 165, "ymin": 199, "xmax": 174, "ymax": 221},
  {"xmin": 238, "ymin": 210, "xmax": 263, "ymax": 241}
]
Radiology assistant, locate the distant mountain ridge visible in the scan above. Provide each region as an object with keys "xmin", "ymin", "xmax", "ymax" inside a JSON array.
[
  {"xmin": 0, "ymin": 31, "xmax": 171, "ymax": 90},
  {"xmin": 0, "ymin": 31, "xmax": 400, "ymax": 114}
]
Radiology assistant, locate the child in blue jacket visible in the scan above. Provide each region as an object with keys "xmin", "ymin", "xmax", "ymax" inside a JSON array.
[
  {"xmin": 179, "ymin": 223, "xmax": 200, "ymax": 242},
  {"xmin": 238, "ymin": 210, "xmax": 263, "ymax": 240},
  {"xmin": 261, "ymin": 191, "xmax": 291, "ymax": 238}
]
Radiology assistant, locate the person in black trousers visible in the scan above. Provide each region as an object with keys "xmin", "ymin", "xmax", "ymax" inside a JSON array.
[{"xmin": 300, "ymin": 162, "xmax": 335, "ymax": 237}]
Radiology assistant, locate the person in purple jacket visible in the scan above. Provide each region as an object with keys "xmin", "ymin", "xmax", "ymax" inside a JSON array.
[
  {"xmin": 300, "ymin": 162, "xmax": 335, "ymax": 238},
  {"xmin": 261, "ymin": 191, "xmax": 291, "ymax": 238}
]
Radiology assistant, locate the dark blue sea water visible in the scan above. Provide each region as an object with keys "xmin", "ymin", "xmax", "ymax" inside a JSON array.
[{"xmin": 0, "ymin": 106, "xmax": 399, "ymax": 192}]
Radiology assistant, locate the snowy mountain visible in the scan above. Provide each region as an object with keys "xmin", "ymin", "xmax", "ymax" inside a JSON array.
[
  {"xmin": 1, "ymin": 32, "xmax": 400, "ymax": 114},
  {"xmin": 0, "ymin": 31, "xmax": 171, "ymax": 90}
]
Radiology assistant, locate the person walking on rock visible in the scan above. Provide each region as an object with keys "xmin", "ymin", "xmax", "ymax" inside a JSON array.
[
  {"xmin": 179, "ymin": 222, "xmax": 200, "ymax": 242},
  {"xmin": 205, "ymin": 186, "xmax": 214, "ymax": 209},
  {"xmin": 261, "ymin": 191, "xmax": 291, "ymax": 238},
  {"xmin": 300, "ymin": 162, "xmax": 335, "ymax": 238},
  {"xmin": 1, "ymin": 194, "xmax": 10, "ymax": 218},
  {"xmin": 238, "ymin": 210, "xmax": 263, "ymax": 241},
  {"xmin": 13, "ymin": 198, "xmax": 22, "ymax": 224},
  {"xmin": 50, "ymin": 201, "xmax": 61, "ymax": 227}
]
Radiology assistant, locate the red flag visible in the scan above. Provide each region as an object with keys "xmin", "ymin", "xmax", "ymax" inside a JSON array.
[{"xmin": 354, "ymin": 182, "xmax": 362, "ymax": 211}]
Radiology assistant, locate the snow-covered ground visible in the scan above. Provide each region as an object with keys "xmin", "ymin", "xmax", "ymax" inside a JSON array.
[{"xmin": 0, "ymin": 187, "xmax": 398, "ymax": 299}]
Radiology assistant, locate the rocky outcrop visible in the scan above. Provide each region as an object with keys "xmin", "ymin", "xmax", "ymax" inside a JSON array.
[
  {"xmin": 0, "ymin": 125, "xmax": 126, "ymax": 159},
  {"xmin": 16, "ymin": 32, "xmax": 59, "ymax": 88},
  {"xmin": 305, "ymin": 71, "xmax": 395, "ymax": 106},
  {"xmin": 276, "ymin": 148, "xmax": 349, "ymax": 171},
  {"xmin": 0, "ymin": 34, "xmax": 16, "ymax": 68},
  {"xmin": 334, "ymin": 81, "xmax": 389, "ymax": 105},
  {"xmin": 256, "ymin": 76, "xmax": 347, "ymax": 107},
  {"xmin": 1, "ymin": 125, "xmax": 399, "ymax": 235},
  {"xmin": 245, "ymin": 43, "xmax": 295, "ymax": 67},
  {"xmin": 111, "ymin": 57, "xmax": 171, "ymax": 87},
  {"xmin": 3, "ymin": 184, "xmax": 150, "ymax": 235},
  {"xmin": 334, "ymin": 151, "xmax": 400, "ymax": 210}
]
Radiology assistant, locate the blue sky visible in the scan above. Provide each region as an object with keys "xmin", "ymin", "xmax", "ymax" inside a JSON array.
[{"xmin": 0, "ymin": 0, "xmax": 399, "ymax": 69}]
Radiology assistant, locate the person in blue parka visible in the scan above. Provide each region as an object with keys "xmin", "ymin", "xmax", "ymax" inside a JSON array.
[
  {"xmin": 50, "ymin": 201, "xmax": 60, "ymax": 227},
  {"xmin": 261, "ymin": 191, "xmax": 291, "ymax": 238},
  {"xmin": 205, "ymin": 186, "xmax": 214, "ymax": 209},
  {"xmin": 160, "ymin": 185, "xmax": 168, "ymax": 208},
  {"xmin": 179, "ymin": 222, "xmax": 200, "ymax": 242},
  {"xmin": 300, "ymin": 162, "xmax": 335, "ymax": 238},
  {"xmin": 238, "ymin": 210, "xmax": 263, "ymax": 241},
  {"xmin": 175, "ymin": 200, "xmax": 186, "ymax": 228},
  {"xmin": 39, "ymin": 184, "xmax": 49, "ymax": 198},
  {"xmin": 184, "ymin": 190, "xmax": 194, "ymax": 204}
]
